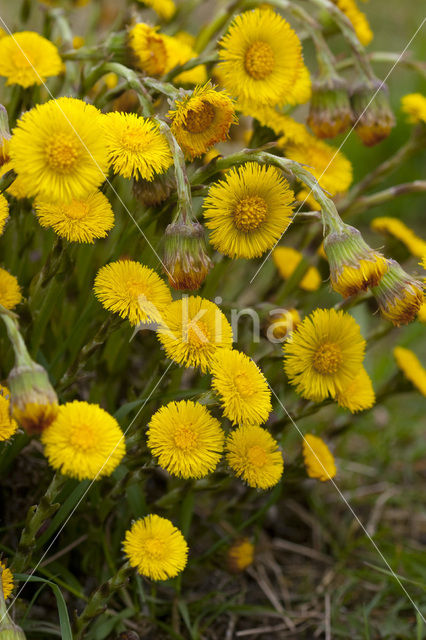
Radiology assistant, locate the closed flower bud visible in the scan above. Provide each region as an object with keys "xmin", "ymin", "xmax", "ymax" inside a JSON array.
[
  {"xmin": 163, "ymin": 221, "xmax": 212, "ymax": 291},
  {"xmin": 351, "ymin": 81, "xmax": 395, "ymax": 146},
  {"xmin": 133, "ymin": 170, "xmax": 175, "ymax": 207},
  {"xmin": 308, "ymin": 77, "xmax": 353, "ymax": 139},
  {"xmin": 324, "ymin": 224, "xmax": 387, "ymax": 297},
  {"xmin": 0, "ymin": 104, "xmax": 11, "ymax": 168},
  {"xmin": 371, "ymin": 259, "xmax": 424, "ymax": 326}
]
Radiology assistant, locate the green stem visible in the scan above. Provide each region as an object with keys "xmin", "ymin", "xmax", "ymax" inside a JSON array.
[
  {"xmin": 336, "ymin": 52, "xmax": 426, "ymax": 79},
  {"xmin": 342, "ymin": 181, "xmax": 426, "ymax": 217}
]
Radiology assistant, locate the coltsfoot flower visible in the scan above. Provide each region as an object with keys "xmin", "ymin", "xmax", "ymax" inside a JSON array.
[
  {"xmin": 331, "ymin": 0, "xmax": 373, "ymax": 46},
  {"xmin": 226, "ymin": 425, "xmax": 283, "ymax": 489},
  {"xmin": 227, "ymin": 538, "xmax": 255, "ymax": 573},
  {"xmin": 308, "ymin": 77, "xmax": 353, "ymax": 139},
  {"xmin": 137, "ymin": 0, "xmax": 176, "ymax": 21},
  {"xmin": 0, "ymin": 267, "xmax": 21, "ymax": 310},
  {"xmin": 273, "ymin": 247, "xmax": 321, "ymax": 292},
  {"xmin": 335, "ymin": 367, "xmax": 376, "ymax": 413},
  {"xmin": 0, "ymin": 193, "xmax": 8, "ymax": 235},
  {"xmin": 0, "ymin": 559, "xmax": 13, "ymax": 599},
  {"xmin": 393, "ymin": 346, "xmax": 426, "ymax": 396},
  {"xmin": 401, "ymin": 93, "xmax": 426, "ymax": 124},
  {"xmin": 371, "ymin": 217, "xmax": 426, "ymax": 259},
  {"xmin": 163, "ymin": 221, "xmax": 212, "ymax": 291},
  {"xmin": 371, "ymin": 259, "xmax": 423, "ymax": 326},
  {"xmin": 0, "ymin": 31, "xmax": 62, "ymax": 88},
  {"xmin": 351, "ymin": 82, "xmax": 395, "ymax": 146},
  {"xmin": 302, "ymin": 434, "xmax": 336, "ymax": 481},
  {"xmin": 0, "ymin": 386, "xmax": 18, "ymax": 442}
]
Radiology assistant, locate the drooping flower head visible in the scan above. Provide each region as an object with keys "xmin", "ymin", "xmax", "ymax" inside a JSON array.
[
  {"xmin": 0, "ymin": 31, "xmax": 63, "ymax": 88},
  {"xmin": 401, "ymin": 93, "xmax": 426, "ymax": 124},
  {"xmin": 351, "ymin": 81, "xmax": 395, "ymax": 146},
  {"xmin": 210, "ymin": 349, "xmax": 272, "ymax": 427},
  {"xmin": 371, "ymin": 217, "xmax": 426, "ymax": 259},
  {"xmin": 0, "ymin": 267, "xmax": 21, "ymax": 310},
  {"xmin": 41, "ymin": 401, "xmax": 126, "ymax": 480},
  {"xmin": 283, "ymin": 308, "xmax": 366, "ymax": 402},
  {"xmin": 218, "ymin": 9, "xmax": 302, "ymax": 108},
  {"xmin": 273, "ymin": 247, "xmax": 321, "ymax": 292},
  {"xmin": 168, "ymin": 82, "xmax": 237, "ymax": 158},
  {"xmin": 123, "ymin": 515, "xmax": 188, "ymax": 581},
  {"xmin": 323, "ymin": 224, "xmax": 388, "ymax": 297},
  {"xmin": 147, "ymin": 400, "xmax": 224, "ymax": 478},
  {"xmin": 35, "ymin": 190, "xmax": 114, "ymax": 243},
  {"xmin": 302, "ymin": 434, "xmax": 336, "ymax": 481},
  {"xmin": 308, "ymin": 77, "xmax": 353, "ymax": 139},
  {"xmin": 203, "ymin": 162, "xmax": 294, "ymax": 259},
  {"xmin": 226, "ymin": 424, "xmax": 283, "ymax": 489},
  {"xmin": 103, "ymin": 112, "xmax": 173, "ymax": 180},
  {"xmin": 10, "ymin": 97, "xmax": 108, "ymax": 203},
  {"xmin": 371, "ymin": 259, "xmax": 423, "ymax": 326},
  {"xmin": 393, "ymin": 346, "xmax": 426, "ymax": 396},
  {"xmin": 227, "ymin": 538, "xmax": 255, "ymax": 573},
  {"xmin": 335, "ymin": 367, "xmax": 376, "ymax": 413},
  {"xmin": 0, "ymin": 386, "xmax": 18, "ymax": 442},
  {"xmin": 163, "ymin": 221, "xmax": 212, "ymax": 291},
  {"xmin": 94, "ymin": 260, "xmax": 172, "ymax": 326},
  {"xmin": 157, "ymin": 296, "xmax": 233, "ymax": 372}
]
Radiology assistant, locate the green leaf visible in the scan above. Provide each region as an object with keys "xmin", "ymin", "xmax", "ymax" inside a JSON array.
[{"xmin": 36, "ymin": 479, "xmax": 90, "ymax": 548}]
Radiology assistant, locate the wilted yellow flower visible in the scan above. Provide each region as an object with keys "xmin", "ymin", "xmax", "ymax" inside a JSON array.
[
  {"xmin": 94, "ymin": 260, "xmax": 172, "ymax": 326},
  {"xmin": 35, "ymin": 191, "xmax": 114, "ymax": 243},
  {"xmin": 401, "ymin": 93, "xmax": 426, "ymax": 124},
  {"xmin": 210, "ymin": 349, "xmax": 272, "ymax": 426},
  {"xmin": 371, "ymin": 217, "xmax": 426, "ymax": 258},
  {"xmin": 123, "ymin": 515, "xmax": 188, "ymax": 581},
  {"xmin": 226, "ymin": 424, "xmax": 283, "ymax": 489},
  {"xmin": 0, "ymin": 386, "xmax": 18, "ymax": 442},
  {"xmin": 273, "ymin": 247, "xmax": 321, "ymax": 292},
  {"xmin": 157, "ymin": 296, "xmax": 233, "ymax": 372},
  {"xmin": 283, "ymin": 308, "xmax": 366, "ymax": 402},
  {"xmin": 227, "ymin": 538, "xmax": 255, "ymax": 572},
  {"xmin": 393, "ymin": 346, "xmax": 426, "ymax": 396},
  {"xmin": 332, "ymin": 0, "xmax": 373, "ymax": 46},
  {"xmin": 336, "ymin": 367, "xmax": 375, "ymax": 413},
  {"xmin": 147, "ymin": 400, "xmax": 224, "ymax": 478},
  {"xmin": 204, "ymin": 162, "xmax": 294, "ymax": 259},
  {"xmin": 42, "ymin": 401, "xmax": 126, "ymax": 480},
  {"xmin": 0, "ymin": 31, "xmax": 62, "ymax": 88},
  {"xmin": 138, "ymin": 0, "xmax": 176, "ymax": 21},
  {"xmin": 0, "ymin": 193, "xmax": 9, "ymax": 235},
  {"xmin": 0, "ymin": 559, "xmax": 13, "ymax": 599},
  {"xmin": 302, "ymin": 434, "xmax": 336, "ymax": 481},
  {"xmin": 0, "ymin": 267, "xmax": 21, "ymax": 310}
]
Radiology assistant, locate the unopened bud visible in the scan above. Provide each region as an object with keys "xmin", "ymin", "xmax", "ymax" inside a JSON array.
[
  {"xmin": 163, "ymin": 221, "xmax": 212, "ymax": 291},
  {"xmin": 351, "ymin": 81, "xmax": 395, "ymax": 146},
  {"xmin": 308, "ymin": 77, "xmax": 353, "ymax": 139},
  {"xmin": 133, "ymin": 170, "xmax": 175, "ymax": 207}
]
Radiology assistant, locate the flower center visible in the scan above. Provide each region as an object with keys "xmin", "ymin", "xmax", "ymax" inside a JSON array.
[
  {"xmin": 184, "ymin": 102, "xmax": 216, "ymax": 134},
  {"xmin": 45, "ymin": 134, "xmax": 80, "ymax": 173},
  {"xmin": 121, "ymin": 127, "xmax": 149, "ymax": 152},
  {"xmin": 145, "ymin": 537, "xmax": 165, "ymax": 559},
  {"xmin": 11, "ymin": 49, "xmax": 35, "ymax": 69},
  {"xmin": 70, "ymin": 424, "xmax": 96, "ymax": 452},
  {"xmin": 234, "ymin": 371, "xmax": 255, "ymax": 399},
  {"xmin": 247, "ymin": 445, "xmax": 267, "ymax": 468},
  {"xmin": 126, "ymin": 279, "xmax": 147, "ymax": 299},
  {"xmin": 312, "ymin": 342, "xmax": 343, "ymax": 375},
  {"xmin": 187, "ymin": 320, "xmax": 210, "ymax": 347},
  {"xmin": 233, "ymin": 195, "xmax": 268, "ymax": 231},
  {"xmin": 64, "ymin": 201, "xmax": 89, "ymax": 220},
  {"xmin": 173, "ymin": 425, "xmax": 198, "ymax": 450},
  {"xmin": 244, "ymin": 41, "xmax": 275, "ymax": 80}
]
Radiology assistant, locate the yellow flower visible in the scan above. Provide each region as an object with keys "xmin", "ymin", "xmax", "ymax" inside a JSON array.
[
  {"xmin": 273, "ymin": 247, "xmax": 321, "ymax": 291},
  {"xmin": 123, "ymin": 514, "xmax": 188, "ymax": 581},
  {"xmin": 0, "ymin": 386, "xmax": 18, "ymax": 442},
  {"xmin": 0, "ymin": 559, "xmax": 13, "ymax": 599},
  {"xmin": 332, "ymin": 0, "xmax": 373, "ymax": 46},
  {"xmin": 296, "ymin": 189, "xmax": 321, "ymax": 212},
  {"xmin": 10, "ymin": 97, "xmax": 108, "ymax": 203},
  {"xmin": 285, "ymin": 63, "xmax": 312, "ymax": 106},
  {"xmin": 371, "ymin": 259, "xmax": 423, "ymax": 326},
  {"xmin": 393, "ymin": 346, "xmax": 426, "ymax": 396},
  {"xmin": 210, "ymin": 349, "xmax": 272, "ymax": 426},
  {"xmin": 371, "ymin": 217, "xmax": 426, "ymax": 259},
  {"xmin": 268, "ymin": 308, "xmax": 301, "ymax": 341},
  {"xmin": 401, "ymin": 93, "xmax": 426, "ymax": 124},
  {"xmin": 157, "ymin": 295, "xmax": 233, "ymax": 372},
  {"xmin": 335, "ymin": 367, "xmax": 375, "ymax": 413},
  {"xmin": 283, "ymin": 308, "xmax": 366, "ymax": 402},
  {"xmin": 94, "ymin": 260, "xmax": 172, "ymax": 326},
  {"xmin": 203, "ymin": 162, "xmax": 294, "ymax": 259},
  {"xmin": 138, "ymin": 0, "xmax": 176, "ymax": 21},
  {"xmin": 285, "ymin": 135, "xmax": 353, "ymax": 196},
  {"xmin": 302, "ymin": 434, "xmax": 336, "ymax": 481},
  {"xmin": 41, "ymin": 401, "xmax": 126, "ymax": 481},
  {"xmin": 128, "ymin": 24, "xmax": 168, "ymax": 75},
  {"xmin": 0, "ymin": 267, "xmax": 21, "ymax": 310},
  {"xmin": 227, "ymin": 538, "xmax": 255, "ymax": 572},
  {"xmin": 218, "ymin": 9, "xmax": 302, "ymax": 107},
  {"xmin": 244, "ymin": 105, "xmax": 311, "ymax": 147},
  {"xmin": 226, "ymin": 424, "xmax": 283, "ymax": 489},
  {"xmin": 417, "ymin": 302, "xmax": 426, "ymax": 323},
  {"xmin": 168, "ymin": 82, "xmax": 236, "ymax": 158},
  {"xmin": 147, "ymin": 400, "xmax": 224, "ymax": 478},
  {"xmin": 0, "ymin": 192, "xmax": 8, "ymax": 234},
  {"xmin": 0, "ymin": 31, "xmax": 62, "ymax": 88},
  {"xmin": 72, "ymin": 35, "xmax": 85, "ymax": 50},
  {"xmin": 35, "ymin": 190, "xmax": 114, "ymax": 243},
  {"xmin": 103, "ymin": 112, "xmax": 172, "ymax": 180}
]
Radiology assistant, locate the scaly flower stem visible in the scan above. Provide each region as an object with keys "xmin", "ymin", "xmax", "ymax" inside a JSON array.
[
  {"xmin": 1, "ymin": 313, "xmax": 28, "ymax": 367},
  {"xmin": 10, "ymin": 473, "xmax": 66, "ymax": 573},
  {"xmin": 342, "ymin": 181, "xmax": 426, "ymax": 217}
]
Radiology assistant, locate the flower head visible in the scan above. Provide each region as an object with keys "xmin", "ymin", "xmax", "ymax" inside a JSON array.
[
  {"xmin": 0, "ymin": 559, "xmax": 13, "ymax": 599},
  {"xmin": 332, "ymin": 0, "xmax": 373, "ymax": 46},
  {"xmin": 226, "ymin": 424, "xmax": 283, "ymax": 489},
  {"xmin": 302, "ymin": 434, "xmax": 336, "ymax": 481},
  {"xmin": 247, "ymin": 106, "xmax": 310, "ymax": 146},
  {"xmin": 0, "ymin": 104, "xmax": 11, "ymax": 169},
  {"xmin": 210, "ymin": 349, "xmax": 272, "ymax": 426},
  {"xmin": 324, "ymin": 224, "xmax": 387, "ymax": 297},
  {"xmin": 168, "ymin": 83, "xmax": 236, "ymax": 158},
  {"xmin": 147, "ymin": 400, "xmax": 224, "ymax": 478},
  {"xmin": 268, "ymin": 308, "xmax": 301, "ymax": 341},
  {"xmin": 35, "ymin": 190, "xmax": 114, "ymax": 243},
  {"xmin": 0, "ymin": 268, "xmax": 21, "ymax": 310},
  {"xmin": 351, "ymin": 82, "xmax": 395, "ymax": 146},
  {"xmin": 0, "ymin": 193, "xmax": 9, "ymax": 235},
  {"xmin": 128, "ymin": 24, "xmax": 168, "ymax": 76},
  {"xmin": 138, "ymin": 0, "xmax": 176, "ymax": 21},
  {"xmin": 284, "ymin": 63, "xmax": 312, "ymax": 106},
  {"xmin": 371, "ymin": 259, "xmax": 423, "ymax": 326},
  {"xmin": 94, "ymin": 260, "xmax": 172, "ymax": 326},
  {"xmin": 283, "ymin": 308, "xmax": 366, "ymax": 402},
  {"xmin": 163, "ymin": 221, "xmax": 212, "ymax": 291},
  {"xmin": 394, "ymin": 347, "xmax": 426, "ymax": 396},
  {"xmin": 308, "ymin": 77, "xmax": 353, "ymax": 139},
  {"xmin": 123, "ymin": 515, "xmax": 188, "ymax": 581},
  {"xmin": 335, "ymin": 367, "xmax": 375, "ymax": 413},
  {"xmin": 103, "ymin": 112, "xmax": 172, "ymax": 180},
  {"xmin": 273, "ymin": 247, "xmax": 321, "ymax": 292},
  {"xmin": 133, "ymin": 171, "xmax": 175, "ymax": 207},
  {"xmin": 0, "ymin": 386, "xmax": 18, "ymax": 442},
  {"xmin": 227, "ymin": 538, "xmax": 255, "ymax": 572},
  {"xmin": 10, "ymin": 97, "xmax": 108, "ymax": 203},
  {"xmin": 0, "ymin": 31, "xmax": 62, "ymax": 88},
  {"xmin": 41, "ymin": 401, "xmax": 126, "ymax": 480},
  {"xmin": 218, "ymin": 9, "xmax": 302, "ymax": 107},
  {"xmin": 157, "ymin": 296, "xmax": 233, "ymax": 372},
  {"xmin": 401, "ymin": 93, "xmax": 426, "ymax": 124},
  {"xmin": 371, "ymin": 217, "xmax": 426, "ymax": 259},
  {"xmin": 203, "ymin": 162, "xmax": 294, "ymax": 259}
]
